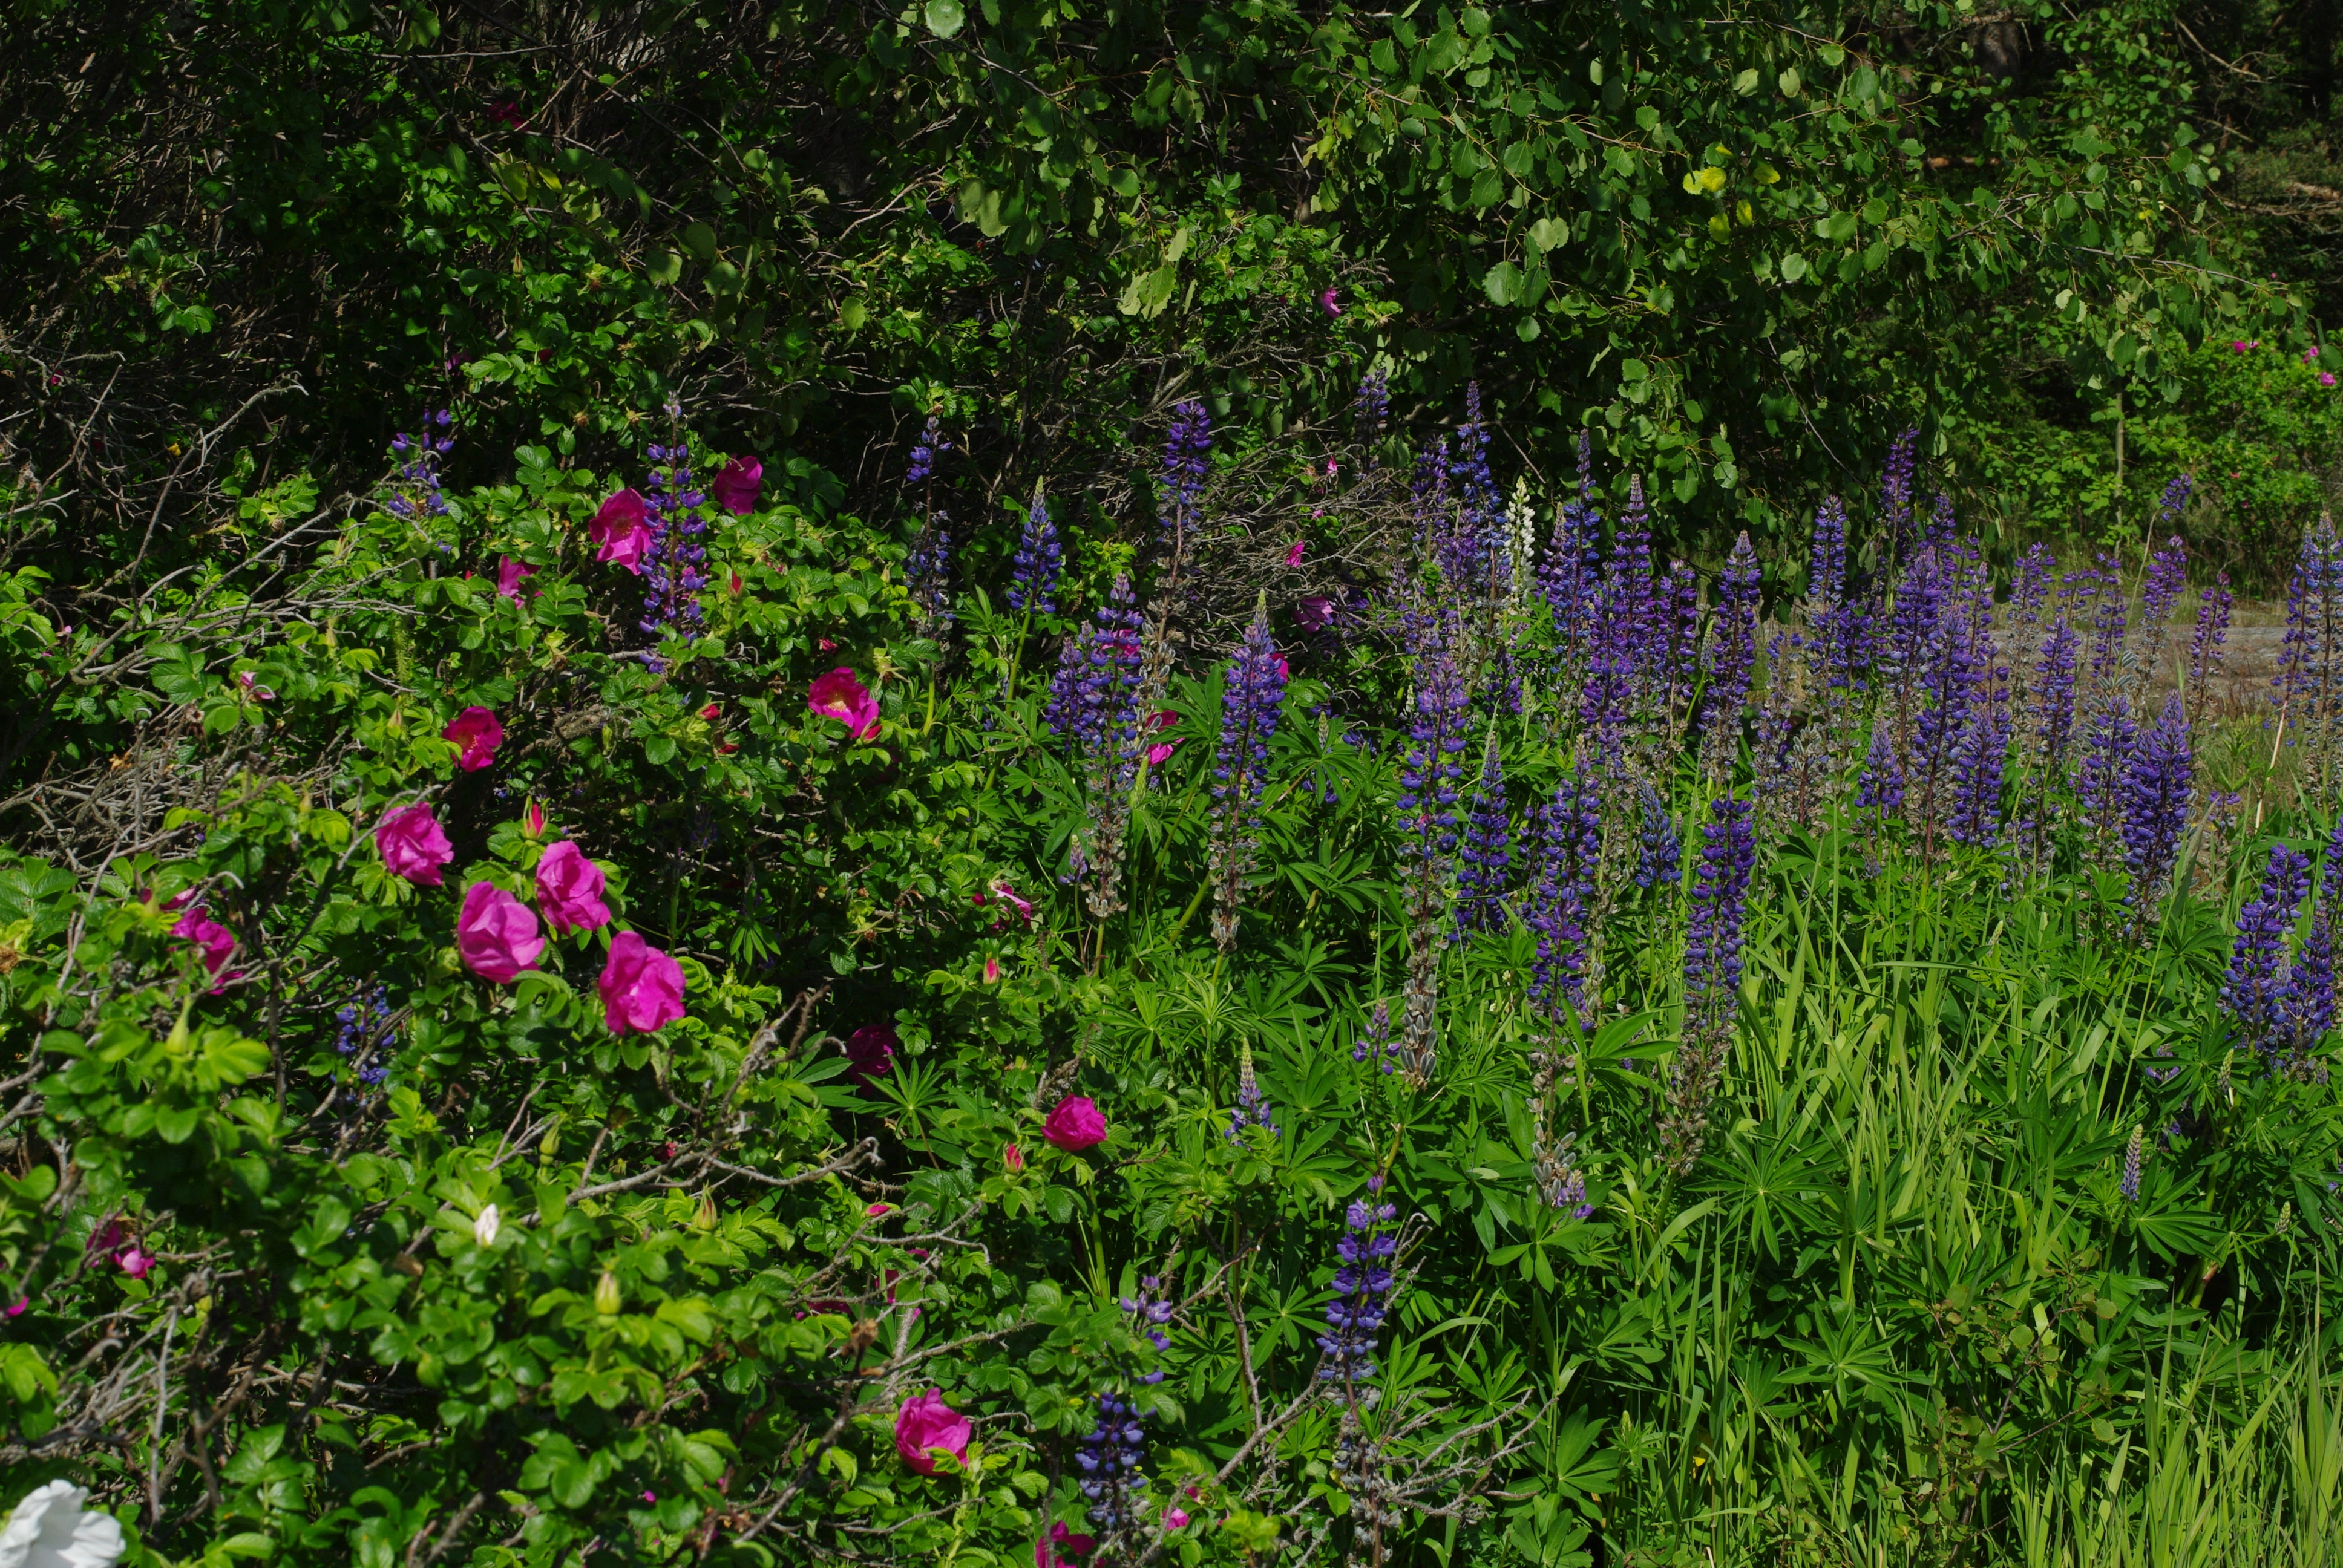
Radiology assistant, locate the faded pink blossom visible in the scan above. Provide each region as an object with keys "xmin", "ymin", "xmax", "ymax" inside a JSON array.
[
  {"xmin": 712, "ymin": 456, "xmax": 764, "ymax": 515},
  {"xmin": 457, "ymin": 881, "xmax": 545, "ymax": 983},
  {"xmin": 1042, "ymin": 1094, "xmax": 1107, "ymax": 1152},
  {"xmin": 598, "ymin": 930, "xmax": 687, "ymax": 1034},
  {"xmin": 2322, "ymin": 372, "xmax": 2338, "ymax": 388},
  {"xmin": 443, "ymin": 706, "xmax": 503, "ymax": 772},
  {"xmin": 497, "ymin": 557, "xmax": 536, "ymax": 599},
  {"xmin": 1297, "ymin": 596, "xmax": 1335, "ymax": 630},
  {"xmin": 1317, "ymin": 286, "xmax": 1340, "ymax": 317},
  {"xmin": 116, "ymin": 1246, "xmax": 154, "ymax": 1281},
  {"xmin": 171, "ymin": 906, "xmax": 240, "ymax": 991},
  {"xmin": 1145, "ymin": 738, "xmax": 1181, "ymax": 767},
  {"xmin": 808, "ymin": 668, "xmax": 880, "ymax": 740},
  {"xmin": 894, "ymin": 1388, "xmax": 972, "ymax": 1475},
  {"xmin": 992, "ymin": 882, "xmax": 1033, "ymax": 923},
  {"xmin": 535, "ymin": 840, "xmax": 612, "ymax": 935},
  {"xmin": 236, "ymin": 670, "xmax": 275, "ymax": 701},
  {"xmin": 844, "ymin": 1024, "xmax": 897, "ymax": 1083},
  {"xmin": 1285, "ymin": 540, "xmax": 1306, "ymax": 567},
  {"xmin": 375, "ymin": 804, "xmax": 453, "ymax": 887},
  {"xmin": 1036, "ymin": 1523, "xmax": 1096, "ymax": 1567},
  {"xmin": 591, "ymin": 488, "xmax": 652, "ymax": 573},
  {"xmin": 2306, "ymin": 345, "xmax": 2324, "ymax": 364}
]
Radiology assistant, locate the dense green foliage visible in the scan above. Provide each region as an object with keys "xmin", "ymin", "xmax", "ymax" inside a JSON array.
[{"xmin": 6, "ymin": 1, "xmax": 2343, "ymax": 1566}]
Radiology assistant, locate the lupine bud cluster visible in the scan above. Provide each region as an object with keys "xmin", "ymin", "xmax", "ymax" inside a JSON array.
[
  {"xmin": 1008, "ymin": 487, "xmax": 1061, "ymax": 615},
  {"xmin": 1452, "ymin": 728, "xmax": 1512, "ymax": 938}
]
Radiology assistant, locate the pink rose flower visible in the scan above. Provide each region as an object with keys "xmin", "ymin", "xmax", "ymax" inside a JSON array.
[
  {"xmin": 1042, "ymin": 1094, "xmax": 1107, "ymax": 1151},
  {"xmin": 712, "ymin": 456, "xmax": 764, "ymax": 515},
  {"xmin": 375, "ymin": 804, "xmax": 453, "ymax": 887},
  {"xmin": 535, "ymin": 840, "xmax": 612, "ymax": 935},
  {"xmin": 844, "ymin": 1024, "xmax": 897, "ymax": 1083},
  {"xmin": 2323, "ymin": 373, "xmax": 2338, "ymax": 388},
  {"xmin": 1165, "ymin": 1508, "xmax": 1191, "ymax": 1529},
  {"xmin": 457, "ymin": 882, "xmax": 545, "ymax": 983},
  {"xmin": 598, "ymin": 930, "xmax": 687, "ymax": 1034},
  {"xmin": 894, "ymin": 1388, "xmax": 972, "ymax": 1475},
  {"xmin": 591, "ymin": 488, "xmax": 652, "ymax": 574},
  {"xmin": 1285, "ymin": 540, "xmax": 1306, "ymax": 567},
  {"xmin": 1036, "ymin": 1522, "xmax": 1096, "ymax": 1567},
  {"xmin": 443, "ymin": 706, "xmax": 503, "ymax": 772},
  {"xmin": 808, "ymin": 668, "xmax": 880, "ymax": 740},
  {"xmin": 117, "ymin": 1246, "xmax": 154, "ymax": 1281},
  {"xmin": 2, "ymin": 1295, "xmax": 24, "ymax": 1318},
  {"xmin": 1317, "ymin": 286, "xmax": 1340, "ymax": 317},
  {"xmin": 171, "ymin": 906, "xmax": 240, "ymax": 992},
  {"xmin": 1297, "ymin": 595, "xmax": 1335, "ymax": 630},
  {"xmin": 497, "ymin": 557, "xmax": 535, "ymax": 599},
  {"xmin": 992, "ymin": 882, "xmax": 1033, "ymax": 923}
]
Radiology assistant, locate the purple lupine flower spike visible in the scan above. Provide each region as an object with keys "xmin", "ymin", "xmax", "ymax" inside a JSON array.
[
  {"xmin": 1662, "ymin": 796, "xmax": 1755, "ymax": 1172},
  {"xmin": 1880, "ymin": 427, "xmax": 1918, "ymax": 560},
  {"xmin": 1856, "ymin": 722, "xmax": 1905, "ymax": 814},
  {"xmin": 1076, "ymin": 1391, "xmax": 1150, "ymax": 1529},
  {"xmin": 2223, "ymin": 843, "xmax": 2313, "ymax": 1062},
  {"xmin": 1008, "ymin": 486, "xmax": 1060, "ymax": 615},
  {"xmin": 1635, "ymin": 781, "xmax": 1681, "ymax": 890},
  {"xmin": 2157, "ymin": 473, "xmax": 2194, "ymax": 526},
  {"xmin": 2187, "ymin": 571, "xmax": 2232, "ymax": 699},
  {"xmin": 1524, "ymin": 773, "xmax": 1601, "ymax": 1024},
  {"xmin": 2119, "ymin": 698, "xmax": 2193, "ymax": 915},
  {"xmin": 904, "ymin": 415, "xmax": 950, "ymax": 485},
  {"xmin": 1452, "ymin": 727, "xmax": 1513, "ymax": 938},
  {"xmin": 2119, "ymin": 1128, "xmax": 2143, "ymax": 1204},
  {"xmin": 1162, "ymin": 400, "xmax": 1212, "ymax": 540},
  {"xmin": 1397, "ymin": 622, "xmax": 1472, "ymax": 1083},
  {"xmin": 1317, "ymin": 1189, "xmax": 1399, "ymax": 1385},
  {"xmin": 1208, "ymin": 599, "xmax": 1289, "ymax": 949},
  {"xmin": 1354, "ymin": 368, "xmax": 1391, "ymax": 452},
  {"xmin": 1699, "ymin": 534, "xmax": 1760, "ymax": 783}
]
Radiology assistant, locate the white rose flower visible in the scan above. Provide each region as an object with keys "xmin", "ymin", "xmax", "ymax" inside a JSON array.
[
  {"xmin": 0, "ymin": 1481, "xmax": 126, "ymax": 1568},
  {"xmin": 473, "ymin": 1204, "xmax": 500, "ymax": 1247}
]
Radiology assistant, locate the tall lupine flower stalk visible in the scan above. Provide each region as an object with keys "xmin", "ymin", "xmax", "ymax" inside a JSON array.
[
  {"xmin": 1008, "ymin": 483, "xmax": 1060, "ymax": 615},
  {"xmin": 1068, "ymin": 576, "xmax": 1148, "ymax": 915},
  {"xmin": 1607, "ymin": 475, "xmax": 1656, "ymax": 699},
  {"xmin": 1452, "ymin": 728, "xmax": 1512, "ymax": 938},
  {"xmin": 1881, "ymin": 543, "xmax": 1943, "ymax": 760},
  {"xmin": 1161, "ymin": 400, "xmax": 1212, "ymax": 549},
  {"xmin": 1856, "ymin": 722, "xmax": 1906, "ymax": 815},
  {"xmin": 1662, "ymin": 797, "xmax": 1755, "ymax": 1174},
  {"xmin": 1208, "ymin": 602, "xmax": 1288, "ymax": 950},
  {"xmin": 2276, "ymin": 515, "xmax": 2343, "ymax": 811},
  {"xmin": 1354, "ymin": 368, "xmax": 1391, "ymax": 455},
  {"xmin": 2016, "ymin": 618, "xmax": 2081, "ymax": 872},
  {"xmin": 1524, "ymin": 773, "xmax": 1602, "ymax": 1025},
  {"xmin": 1397, "ymin": 629, "xmax": 1472, "ymax": 1085},
  {"xmin": 1635, "ymin": 781, "xmax": 1681, "ymax": 892},
  {"xmin": 1879, "ymin": 426, "xmax": 1919, "ymax": 563},
  {"xmin": 2134, "ymin": 535, "xmax": 2189, "ymax": 701},
  {"xmin": 900, "ymin": 416, "xmax": 955, "ymax": 638},
  {"xmin": 1945, "ymin": 654, "xmax": 2010, "ymax": 849},
  {"xmin": 2120, "ymin": 698, "xmax": 2194, "ymax": 920},
  {"xmin": 1655, "ymin": 561, "xmax": 1704, "ymax": 750},
  {"xmin": 385, "ymin": 410, "xmax": 454, "ymax": 523},
  {"xmin": 2186, "ymin": 572, "xmax": 2232, "ymax": 707},
  {"xmin": 1318, "ymin": 1186, "xmax": 1398, "ymax": 1386},
  {"xmin": 2280, "ymin": 897, "xmax": 2336, "ymax": 1079},
  {"xmin": 2223, "ymin": 843, "xmax": 2313, "ymax": 1065},
  {"xmin": 1447, "ymin": 383, "xmax": 1509, "ymax": 619},
  {"xmin": 1697, "ymin": 534, "xmax": 1760, "ymax": 786},
  {"xmin": 638, "ymin": 428, "xmax": 709, "ymax": 665},
  {"xmin": 1529, "ymin": 1051, "xmax": 1594, "ymax": 1218}
]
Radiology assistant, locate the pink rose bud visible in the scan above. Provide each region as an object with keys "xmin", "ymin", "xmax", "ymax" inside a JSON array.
[
  {"xmin": 534, "ymin": 840, "xmax": 612, "ymax": 935},
  {"xmin": 590, "ymin": 488, "xmax": 652, "ymax": 574},
  {"xmin": 457, "ymin": 882, "xmax": 545, "ymax": 983},
  {"xmin": 1004, "ymin": 1143, "xmax": 1024, "ymax": 1172},
  {"xmin": 236, "ymin": 670, "xmax": 275, "ymax": 701},
  {"xmin": 893, "ymin": 1388, "xmax": 972, "ymax": 1475},
  {"xmin": 375, "ymin": 804, "xmax": 454, "ymax": 887},
  {"xmin": 729, "ymin": 570, "xmax": 744, "ymax": 595},
  {"xmin": 712, "ymin": 456, "xmax": 764, "ymax": 516},
  {"xmin": 2, "ymin": 1296, "xmax": 24, "ymax": 1318},
  {"xmin": 983, "ymin": 955, "xmax": 1002, "ymax": 984},
  {"xmin": 818, "ymin": 637, "xmax": 836, "ymax": 651},
  {"xmin": 442, "ymin": 706, "xmax": 504, "ymax": 772},
  {"xmin": 598, "ymin": 930, "xmax": 687, "ymax": 1035},
  {"xmin": 524, "ymin": 799, "xmax": 547, "ymax": 837},
  {"xmin": 698, "ymin": 702, "xmax": 720, "ymax": 720},
  {"xmin": 866, "ymin": 1203, "xmax": 893, "ymax": 1217},
  {"xmin": 807, "ymin": 667, "xmax": 881, "ymax": 740},
  {"xmin": 496, "ymin": 557, "xmax": 536, "ymax": 599},
  {"xmin": 1041, "ymin": 1094, "xmax": 1107, "ymax": 1152}
]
